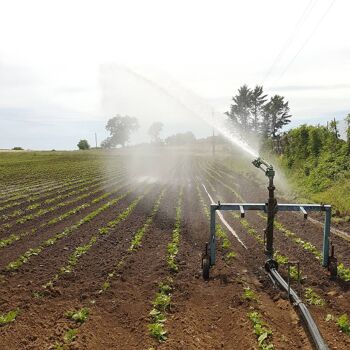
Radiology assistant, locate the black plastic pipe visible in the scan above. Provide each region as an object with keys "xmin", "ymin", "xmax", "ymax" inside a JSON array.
[{"xmin": 267, "ymin": 265, "xmax": 329, "ymax": 350}]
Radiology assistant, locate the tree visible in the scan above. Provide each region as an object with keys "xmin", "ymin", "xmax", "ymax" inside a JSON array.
[
  {"xmin": 103, "ymin": 115, "xmax": 139, "ymax": 148},
  {"xmin": 148, "ymin": 122, "xmax": 163, "ymax": 143},
  {"xmin": 329, "ymin": 117, "xmax": 340, "ymax": 139},
  {"xmin": 77, "ymin": 139, "xmax": 90, "ymax": 150},
  {"xmin": 165, "ymin": 132, "xmax": 196, "ymax": 145},
  {"xmin": 262, "ymin": 95, "xmax": 291, "ymax": 138},
  {"xmin": 346, "ymin": 114, "xmax": 350, "ymax": 154},
  {"xmin": 226, "ymin": 85, "xmax": 252, "ymax": 132},
  {"xmin": 250, "ymin": 85, "xmax": 267, "ymax": 132}
]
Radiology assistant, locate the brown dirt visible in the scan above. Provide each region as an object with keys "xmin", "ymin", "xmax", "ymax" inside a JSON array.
[{"xmin": 0, "ymin": 154, "xmax": 349, "ymax": 350}]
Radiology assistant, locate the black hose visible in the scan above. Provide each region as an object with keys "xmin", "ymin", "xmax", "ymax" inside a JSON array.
[{"xmin": 267, "ymin": 266, "xmax": 329, "ymax": 350}]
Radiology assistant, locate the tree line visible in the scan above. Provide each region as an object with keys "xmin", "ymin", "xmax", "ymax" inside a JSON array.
[{"xmin": 225, "ymin": 85, "xmax": 291, "ymax": 138}]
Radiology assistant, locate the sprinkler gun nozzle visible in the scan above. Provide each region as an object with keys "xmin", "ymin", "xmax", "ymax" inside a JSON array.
[{"xmin": 252, "ymin": 157, "xmax": 275, "ymax": 179}]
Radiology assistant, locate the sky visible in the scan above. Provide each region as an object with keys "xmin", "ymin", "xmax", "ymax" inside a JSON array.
[{"xmin": 0, "ymin": 0, "xmax": 349, "ymax": 150}]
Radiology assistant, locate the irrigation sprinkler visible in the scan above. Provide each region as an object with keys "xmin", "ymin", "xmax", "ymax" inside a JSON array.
[
  {"xmin": 202, "ymin": 157, "xmax": 333, "ymax": 277},
  {"xmin": 202, "ymin": 156, "xmax": 333, "ymax": 350}
]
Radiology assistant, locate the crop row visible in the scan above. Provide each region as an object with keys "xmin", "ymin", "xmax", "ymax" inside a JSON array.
[
  {"xmin": 0, "ymin": 169, "xmax": 123, "ymax": 213},
  {"xmin": 0, "ymin": 172, "xmax": 126, "ymax": 232},
  {"xmin": 6, "ymin": 184, "xmax": 135, "ymax": 271},
  {"xmin": 50, "ymin": 187, "xmax": 167, "ymax": 348},
  {"xmin": 42, "ymin": 191, "xmax": 147, "ymax": 289},
  {"xmin": 166, "ymin": 188, "xmax": 183, "ymax": 272},
  {"xmin": 0, "ymin": 170, "xmax": 126, "ymax": 221},
  {"xmin": 0, "ymin": 179, "xmax": 129, "ymax": 250},
  {"xmin": 148, "ymin": 189, "xmax": 184, "ymax": 343}
]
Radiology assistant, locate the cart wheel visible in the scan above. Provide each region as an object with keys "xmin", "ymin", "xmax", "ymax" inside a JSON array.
[{"xmin": 202, "ymin": 257, "xmax": 210, "ymax": 280}]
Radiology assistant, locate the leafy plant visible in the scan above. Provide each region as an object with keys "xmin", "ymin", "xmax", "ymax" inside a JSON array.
[
  {"xmin": 248, "ymin": 311, "xmax": 275, "ymax": 350},
  {"xmin": 242, "ymin": 287, "xmax": 257, "ymax": 302},
  {"xmin": 148, "ymin": 322, "xmax": 167, "ymax": 342},
  {"xmin": 0, "ymin": 309, "xmax": 19, "ymax": 326},
  {"xmin": 65, "ymin": 308, "xmax": 89, "ymax": 324},
  {"xmin": 304, "ymin": 288, "xmax": 325, "ymax": 306},
  {"xmin": 63, "ymin": 328, "xmax": 78, "ymax": 343},
  {"xmin": 337, "ymin": 314, "xmax": 350, "ymax": 335}
]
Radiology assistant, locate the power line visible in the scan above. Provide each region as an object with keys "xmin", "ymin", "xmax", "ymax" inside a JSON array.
[
  {"xmin": 262, "ymin": 0, "xmax": 318, "ymax": 84},
  {"xmin": 279, "ymin": 0, "xmax": 336, "ymax": 79}
]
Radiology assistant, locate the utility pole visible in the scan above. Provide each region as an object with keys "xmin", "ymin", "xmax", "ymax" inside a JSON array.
[
  {"xmin": 212, "ymin": 110, "xmax": 215, "ymax": 157},
  {"xmin": 95, "ymin": 133, "xmax": 98, "ymax": 149}
]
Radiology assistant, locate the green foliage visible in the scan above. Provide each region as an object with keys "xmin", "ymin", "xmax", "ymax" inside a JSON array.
[
  {"xmin": 12, "ymin": 146, "xmax": 23, "ymax": 150},
  {"xmin": 247, "ymin": 311, "xmax": 275, "ymax": 350},
  {"xmin": 148, "ymin": 281, "xmax": 172, "ymax": 342},
  {"xmin": 337, "ymin": 314, "xmax": 350, "ymax": 335},
  {"xmin": 102, "ymin": 115, "xmax": 139, "ymax": 148},
  {"xmin": 304, "ymin": 288, "xmax": 325, "ymax": 306},
  {"xmin": 65, "ymin": 308, "xmax": 89, "ymax": 324},
  {"xmin": 279, "ymin": 121, "xmax": 350, "ymax": 215},
  {"xmin": 338, "ymin": 263, "xmax": 350, "ymax": 281},
  {"xmin": 0, "ymin": 309, "xmax": 19, "ymax": 326},
  {"xmin": 242, "ymin": 287, "xmax": 257, "ymax": 302},
  {"xmin": 77, "ymin": 139, "xmax": 90, "ymax": 150},
  {"xmin": 63, "ymin": 328, "xmax": 78, "ymax": 343}
]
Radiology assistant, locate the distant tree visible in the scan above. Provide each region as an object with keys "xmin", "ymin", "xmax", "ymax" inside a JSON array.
[
  {"xmin": 12, "ymin": 147, "xmax": 23, "ymax": 150},
  {"xmin": 346, "ymin": 113, "xmax": 350, "ymax": 154},
  {"xmin": 165, "ymin": 132, "xmax": 196, "ymax": 145},
  {"xmin": 77, "ymin": 140, "xmax": 90, "ymax": 150},
  {"xmin": 148, "ymin": 122, "xmax": 163, "ymax": 143},
  {"xmin": 262, "ymin": 95, "xmax": 291, "ymax": 138},
  {"xmin": 103, "ymin": 115, "xmax": 139, "ymax": 148},
  {"xmin": 329, "ymin": 117, "xmax": 340, "ymax": 139},
  {"xmin": 100, "ymin": 137, "xmax": 113, "ymax": 149},
  {"xmin": 250, "ymin": 85, "xmax": 267, "ymax": 132},
  {"xmin": 226, "ymin": 85, "xmax": 252, "ymax": 132}
]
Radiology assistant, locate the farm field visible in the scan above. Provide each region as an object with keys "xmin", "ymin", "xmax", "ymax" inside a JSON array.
[{"xmin": 0, "ymin": 149, "xmax": 350, "ymax": 350}]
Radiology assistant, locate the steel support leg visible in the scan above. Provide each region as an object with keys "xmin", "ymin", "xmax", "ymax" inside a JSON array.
[
  {"xmin": 322, "ymin": 208, "xmax": 331, "ymax": 267},
  {"xmin": 210, "ymin": 205, "xmax": 216, "ymax": 266}
]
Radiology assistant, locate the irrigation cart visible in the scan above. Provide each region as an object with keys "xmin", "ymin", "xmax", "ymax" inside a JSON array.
[{"xmin": 202, "ymin": 157, "xmax": 336, "ymax": 350}]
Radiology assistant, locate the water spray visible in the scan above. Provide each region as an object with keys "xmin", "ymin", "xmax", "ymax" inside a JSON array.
[{"xmin": 202, "ymin": 156, "xmax": 334, "ymax": 350}]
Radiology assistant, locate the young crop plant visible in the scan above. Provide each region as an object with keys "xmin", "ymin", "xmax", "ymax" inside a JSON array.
[
  {"xmin": 148, "ymin": 281, "xmax": 173, "ymax": 342},
  {"xmin": 337, "ymin": 314, "xmax": 350, "ymax": 336},
  {"xmin": 0, "ymin": 309, "xmax": 19, "ymax": 326},
  {"xmin": 65, "ymin": 307, "xmax": 89, "ymax": 324},
  {"xmin": 167, "ymin": 189, "xmax": 183, "ymax": 272},
  {"xmin": 304, "ymin": 288, "xmax": 325, "ymax": 306},
  {"xmin": 247, "ymin": 311, "xmax": 275, "ymax": 350},
  {"xmin": 242, "ymin": 287, "xmax": 257, "ymax": 302}
]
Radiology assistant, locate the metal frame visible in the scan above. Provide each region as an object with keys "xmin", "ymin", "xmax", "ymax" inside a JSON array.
[{"xmin": 208, "ymin": 202, "xmax": 331, "ymax": 267}]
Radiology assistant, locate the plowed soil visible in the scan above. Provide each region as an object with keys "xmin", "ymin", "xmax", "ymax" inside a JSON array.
[{"xmin": 0, "ymin": 150, "xmax": 349, "ymax": 350}]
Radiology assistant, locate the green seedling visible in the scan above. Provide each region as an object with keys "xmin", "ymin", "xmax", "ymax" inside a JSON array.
[
  {"xmin": 63, "ymin": 328, "xmax": 78, "ymax": 343},
  {"xmin": 337, "ymin": 314, "xmax": 350, "ymax": 336},
  {"xmin": 242, "ymin": 287, "xmax": 257, "ymax": 302},
  {"xmin": 65, "ymin": 308, "xmax": 89, "ymax": 324},
  {"xmin": 248, "ymin": 311, "xmax": 275, "ymax": 350},
  {"xmin": 304, "ymin": 288, "xmax": 325, "ymax": 306},
  {"xmin": 0, "ymin": 309, "xmax": 19, "ymax": 326}
]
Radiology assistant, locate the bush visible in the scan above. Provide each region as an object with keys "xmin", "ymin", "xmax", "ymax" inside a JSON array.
[
  {"xmin": 77, "ymin": 140, "xmax": 90, "ymax": 150},
  {"xmin": 12, "ymin": 147, "xmax": 23, "ymax": 150}
]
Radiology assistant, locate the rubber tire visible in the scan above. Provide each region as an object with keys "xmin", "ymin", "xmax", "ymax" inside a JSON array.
[{"xmin": 202, "ymin": 257, "xmax": 210, "ymax": 281}]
